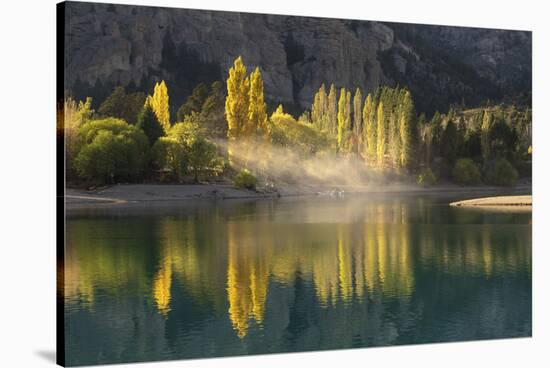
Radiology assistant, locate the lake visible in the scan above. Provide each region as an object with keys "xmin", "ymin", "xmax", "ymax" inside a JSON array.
[{"xmin": 63, "ymin": 193, "xmax": 532, "ymax": 366}]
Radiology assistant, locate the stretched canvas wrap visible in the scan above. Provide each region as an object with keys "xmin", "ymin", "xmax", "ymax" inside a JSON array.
[{"xmin": 57, "ymin": 1, "xmax": 532, "ymax": 366}]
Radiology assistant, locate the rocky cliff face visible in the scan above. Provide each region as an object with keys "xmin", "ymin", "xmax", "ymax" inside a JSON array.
[{"xmin": 62, "ymin": 2, "xmax": 531, "ymax": 115}]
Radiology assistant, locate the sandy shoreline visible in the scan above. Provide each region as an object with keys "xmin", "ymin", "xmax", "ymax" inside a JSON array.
[
  {"xmin": 65, "ymin": 183, "xmax": 531, "ymax": 209},
  {"xmin": 449, "ymin": 195, "xmax": 532, "ymax": 208}
]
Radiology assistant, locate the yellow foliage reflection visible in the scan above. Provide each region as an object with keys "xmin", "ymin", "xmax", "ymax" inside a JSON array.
[
  {"xmin": 224, "ymin": 203, "xmax": 419, "ymax": 338},
  {"xmin": 153, "ymin": 256, "xmax": 172, "ymax": 317},
  {"xmin": 226, "ymin": 222, "xmax": 270, "ymax": 338}
]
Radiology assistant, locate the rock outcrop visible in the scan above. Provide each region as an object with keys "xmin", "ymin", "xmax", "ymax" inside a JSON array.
[{"xmin": 62, "ymin": 2, "xmax": 531, "ymax": 115}]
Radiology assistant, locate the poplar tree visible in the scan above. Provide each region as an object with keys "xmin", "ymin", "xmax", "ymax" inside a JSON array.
[
  {"xmin": 363, "ymin": 94, "xmax": 375, "ymax": 163},
  {"xmin": 353, "ymin": 88, "xmax": 363, "ymax": 153},
  {"xmin": 481, "ymin": 109, "xmax": 492, "ymax": 163},
  {"xmin": 388, "ymin": 110, "xmax": 400, "ymax": 167},
  {"xmin": 311, "ymin": 84, "xmax": 327, "ymax": 131},
  {"xmin": 399, "ymin": 90, "xmax": 415, "ymax": 169},
  {"xmin": 327, "ymin": 84, "xmax": 338, "ymax": 135},
  {"xmin": 311, "ymin": 83, "xmax": 327, "ymax": 130},
  {"xmin": 312, "ymin": 91, "xmax": 321, "ymax": 129},
  {"xmin": 248, "ymin": 67, "xmax": 268, "ymax": 138},
  {"xmin": 147, "ymin": 80, "xmax": 170, "ymax": 133},
  {"xmin": 344, "ymin": 90, "xmax": 351, "ymax": 151},
  {"xmin": 376, "ymin": 102, "xmax": 386, "ymax": 167},
  {"xmin": 337, "ymin": 88, "xmax": 347, "ymax": 149},
  {"xmin": 225, "ymin": 56, "xmax": 250, "ymax": 140}
]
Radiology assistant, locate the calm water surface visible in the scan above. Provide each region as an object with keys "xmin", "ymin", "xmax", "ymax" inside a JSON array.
[{"xmin": 64, "ymin": 193, "xmax": 531, "ymax": 366}]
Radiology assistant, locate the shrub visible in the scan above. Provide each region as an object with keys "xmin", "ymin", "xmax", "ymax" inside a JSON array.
[
  {"xmin": 269, "ymin": 106, "xmax": 331, "ymax": 154},
  {"xmin": 486, "ymin": 158, "xmax": 519, "ymax": 186},
  {"xmin": 234, "ymin": 169, "xmax": 258, "ymax": 190},
  {"xmin": 75, "ymin": 118, "xmax": 149, "ymax": 183},
  {"xmin": 188, "ymin": 137, "xmax": 225, "ymax": 182},
  {"xmin": 417, "ymin": 168, "xmax": 437, "ymax": 187},
  {"xmin": 452, "ymin": 158, "xmax": 481, "ymax": 185}
]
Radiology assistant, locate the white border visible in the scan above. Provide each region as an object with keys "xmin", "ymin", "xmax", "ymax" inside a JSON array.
[{"xmin": 0, "ymin": 0, "xmax": 548, "ymax": 367}]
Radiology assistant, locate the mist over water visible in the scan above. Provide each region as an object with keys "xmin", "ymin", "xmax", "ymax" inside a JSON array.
[{"xmin": 218, "ymin": 140, "xmax": 379, "ymax": 187}]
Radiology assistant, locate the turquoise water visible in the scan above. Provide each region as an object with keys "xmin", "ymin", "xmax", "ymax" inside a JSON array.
[{"xmin": 64, "ymin": 193, "xmax": 531, "ymax": 366}]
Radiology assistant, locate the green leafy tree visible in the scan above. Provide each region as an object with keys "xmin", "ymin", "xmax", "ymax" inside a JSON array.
[
  {"xmin": 485, "ymin": 158, "xmax": 518, "ymax": 186},
  {"xmin": 200, "ymin": 81, "xmax": 227, "ymax": 138},
  {"xmin": 169, "ymin": 121, "xmax": 204, "ymax": 146},
  {"xmin": 152, "ymin": 137, "xmax": 188, "ymax": 181},
  {"xmin": 441, "ymin": 119, "xmax": 459, "ymax": 164},
  {"xmin": 489, "ymin": 118, "xmax": 516, "ymax": 159},
  {"xmin": 453, "ymin": 158, "xmax": 481, "ymax": 185},
  {"xmin": 152, "ymin": 121, "xmax": 223, "ymax": 183},
  {"xmin": 269, "ymin": 105, "xmax": 330, "ymax": 154},
  {"xmin": 176, "ymin": 83, "xmax": 210, "ymax": 121},
  {"xmin": 62, "ymin": 97, "xmax": 94, "ymax": 180},
  {"xmin": 175, "ymin": 81, "xmax": 227, "ymax": 139},
  {"xmin": 98, "ymin": 86, "xmax": 146, "ymax": 125},
  {"xmin": 188, "ymin": 137, "xmax": 225, "ymax": 182},
  {"xmin": 75, "ymin": 118, "xmax": 149, "ymax": 183}
]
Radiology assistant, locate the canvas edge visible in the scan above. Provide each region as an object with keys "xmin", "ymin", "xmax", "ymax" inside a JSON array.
[{"xmin": 56, "ymin": 1, "xmax": 66, "ymax": 367}]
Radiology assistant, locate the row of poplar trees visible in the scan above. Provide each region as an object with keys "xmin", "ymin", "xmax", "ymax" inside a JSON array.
[
  {"xmin": 311, "ymin": 84, "xmax": 416, "ymax": 170},
  {"xmin": 224, "ymin": 56, "xmax": 417, "ymax": 171},
  {"xmin": 225, "ymin": 57, "xmax": 268, "ymax": 141}
]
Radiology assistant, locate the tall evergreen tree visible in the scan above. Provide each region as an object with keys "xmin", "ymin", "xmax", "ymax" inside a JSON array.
[
  {"xmin": 137, "ymin": 104, "xmax": 164, "ymax": 146},
  {"xmin": 176, "ymin": 83, "xmax": 210, "ymax": 122},
  {"xmin": 481, "ymin": 109, "xmax": 492, "ymax": 164},
  {"xmin": 200, "ymin": 81, "xmax": 227, "ymax": 138},
  {"xmin": 98, "ymin": 86, "xmax": 145, "ymax": 125},
  {"xmin": 441, "ymin": 119, "xmax": 459, "ymax": 164},
  {"xmin": 429, "ymin": 111, "xmax": 443, "ymax": 158}
]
